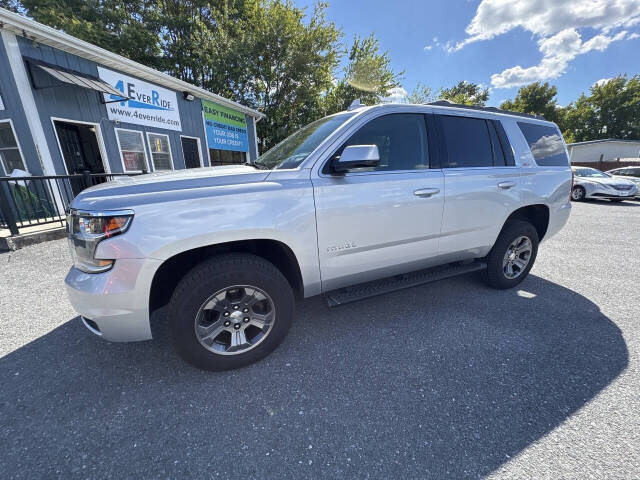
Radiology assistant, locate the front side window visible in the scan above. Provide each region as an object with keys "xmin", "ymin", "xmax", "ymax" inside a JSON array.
[
  {"xmin": 518, "ymin": 122, "xmax": 568, "ymax": 166},
  {"xmin": 336, "ymin": 113, "xmax": 429, "ymax": 171},
  {"xmin": 439, "ymin": 115, "xmax": 493, "ymax": 168},
  {"xmin": 116, "ymin": 129, "xmax": 147, "ymax": 172},
  {"xmin": 0, "ymin": 122, "xmax": 26, "ymax": 174},
  {"xmin": 147, "ymin": 133, "xmax": 173, "ymax": 171}
]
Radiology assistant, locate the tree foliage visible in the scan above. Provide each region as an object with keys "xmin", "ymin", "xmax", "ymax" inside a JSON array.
[
  {"xmin": 438, "ymin": 81, "xmax": 489, "ymax": 106},
  {"xmin": 323, "ymin": 34, "xmax": 403, "ymax": 115},
  {"xmin": 501, "ymin": 76, "xmax": 640, "ymax": 143},
  {"xmin": 406, "ymin": 82, "xmax": 434, "ymax": 104},
  {"xmin": 500, "ymin": 82, "xmax": 559, "ymax": 122},
  {"xmin": 11, "ymin": 0, "xmax": 401, "ymax": 150}
]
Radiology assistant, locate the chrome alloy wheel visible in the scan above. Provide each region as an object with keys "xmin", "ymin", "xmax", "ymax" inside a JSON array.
[
  {"xmin": 194, "ymin": 285, "xmax": 275, "ymax": 355},
  {"xmin": 502, "ymin": 236, "xmax": 533, "ymax": 279},
  {"xmin": 571, "ymin": 186, "xmax": 585, "ymax": 201}
]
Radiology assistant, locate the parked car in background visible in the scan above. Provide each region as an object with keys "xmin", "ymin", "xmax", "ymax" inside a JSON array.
[
  {"xmin": 606, "ymin": 167, "xmax": 640, "ymax": 197},
  {"xmin": 571, "ymin": 166, "xmax": 638, "ymax": 202},
  {"xmin": 66, "ymin": 101, "xmax": 572, "ymax": 371}
]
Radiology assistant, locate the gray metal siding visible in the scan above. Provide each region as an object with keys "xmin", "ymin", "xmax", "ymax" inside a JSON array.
[
  {"xmin": 0, "ymin": 36, "xmax": 42, "ymax": 174},
  {"xmin": 17, "ymin": 37, "xmax": 209, "ymax": 173}
]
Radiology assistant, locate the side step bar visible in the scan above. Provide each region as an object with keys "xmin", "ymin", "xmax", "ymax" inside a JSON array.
[{"xmin": 325, "ymin": 261, "xmax": 487, "ymax": 307}]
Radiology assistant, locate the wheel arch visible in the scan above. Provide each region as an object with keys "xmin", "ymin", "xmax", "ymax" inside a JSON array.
[
  {"xmin": 149, "ymin": 239, "xmax": 304, "ymax": 317},
  {"xmin": 502, "ymin": 204, "xmax": 550, "ymax": 242}
]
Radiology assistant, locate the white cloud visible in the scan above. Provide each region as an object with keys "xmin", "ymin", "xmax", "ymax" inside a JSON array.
[
  {"xmin": 593, "ymin": 77, "xmax": 613, "ymax": 87},
  {"xmin": 491, "ymin": 28, "xmax": 629, "ymax": 88},
  {"xmin": 383, "ymin": 86, "xmax": 408, "ymax": 103},
  {"xmin": 451, "ymin": 0, "xmax": 640, "ymax": 88},
  {"xmin": 423, "ymin": 45, "xmax": 433, "ymax": 51}
]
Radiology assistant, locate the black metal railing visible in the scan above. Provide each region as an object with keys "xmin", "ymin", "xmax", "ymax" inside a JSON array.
[{"xmin": 0, "ymin": 171, "xmax": 144, "ymax": 236}]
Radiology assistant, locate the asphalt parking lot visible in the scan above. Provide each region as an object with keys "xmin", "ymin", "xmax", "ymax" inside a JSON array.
[{"xmin": 1, "ymin": 200, "xmax": 639, "ymax": 479}]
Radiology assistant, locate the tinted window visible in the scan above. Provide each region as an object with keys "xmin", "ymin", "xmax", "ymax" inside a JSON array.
[
  {"xmin": 338, "ymin": 113, "xmax": 429, "ymax": 171},
  {"xmin": 439, "ymin": 115, "xmax": 493, "ymax": 168},
  {"xmin": 492, "ymin": 120, "xmax": 516, "ymax": 166},
  {"xmin": 518, "ymin": 122, "xmax": 568, "ymax": 166},
  {"xmin": 487, "ymin": 121, "xmax": 506, "ymax": 166}
]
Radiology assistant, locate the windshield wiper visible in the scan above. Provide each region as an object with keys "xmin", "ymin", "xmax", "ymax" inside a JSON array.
[{"xmin": 244, "ymin": 161, "xmax": 270, "ymax": 170}]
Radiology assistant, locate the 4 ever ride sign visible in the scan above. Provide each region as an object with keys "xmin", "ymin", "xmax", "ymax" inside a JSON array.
[
  {"xmin": 202, "ymin": 99, "xmax": 249, "ymax": 152},
  {"xmin": 98, "ymin": 67, "xmax": 182, "ymax": 131}
]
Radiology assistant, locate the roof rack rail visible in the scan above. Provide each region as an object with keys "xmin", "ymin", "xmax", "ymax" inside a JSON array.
[{"xmin": 427, "ymin": 100, "xmax": 545, "ymax": 120}]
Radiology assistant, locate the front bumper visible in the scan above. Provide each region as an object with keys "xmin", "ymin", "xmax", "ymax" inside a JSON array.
[
  {"xmin": 65, "ymin": 257, "xmax": 162, "ymax": 342},
  {"xmin": 584, "ymin": 184, "xmax": 637, "ymax": 199}
]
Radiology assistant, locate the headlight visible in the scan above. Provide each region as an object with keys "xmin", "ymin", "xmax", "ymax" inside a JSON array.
[{"xmin": 67, "ymin": 209, "xmax": 134, "ymax": 273}]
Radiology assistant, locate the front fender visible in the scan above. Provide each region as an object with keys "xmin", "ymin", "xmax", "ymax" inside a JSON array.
[{"xmin": 94, "ymin": 178, "xmax": 321, "ymax": 297}]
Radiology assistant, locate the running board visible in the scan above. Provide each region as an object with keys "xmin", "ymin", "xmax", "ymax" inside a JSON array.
[{"xmin": 325, "ymin": 261, "xmax": 487, "ymax": 307}]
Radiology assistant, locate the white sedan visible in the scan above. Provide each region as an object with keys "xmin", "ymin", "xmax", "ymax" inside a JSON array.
[
  {"xmin": 571, "ymin": 166, "xmax": 638, "ymax": 202},
  {"xmin": 606, "ymin": 166, "xmax": 640, "ymax": 197}
]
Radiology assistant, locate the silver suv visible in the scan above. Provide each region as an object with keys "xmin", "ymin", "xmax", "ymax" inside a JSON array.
[{"xmin": 66, "ymin": 102, "xmax": 572, "ymax": 370}]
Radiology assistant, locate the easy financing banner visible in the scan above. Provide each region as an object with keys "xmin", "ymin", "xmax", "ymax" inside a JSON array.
[{"xmin": 202, "ymin": 99, "xmax": 249, "ymax": 152}]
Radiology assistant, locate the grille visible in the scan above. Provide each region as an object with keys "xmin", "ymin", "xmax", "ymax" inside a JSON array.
[{"xmin": 612, "ymin": 184, "xmax": 633, "ymax": 191}]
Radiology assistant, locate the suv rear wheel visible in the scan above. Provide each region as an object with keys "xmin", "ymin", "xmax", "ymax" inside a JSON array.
[
  {"xmin": 168, "ymin": 254, "xmax": 294, "ymax": 371},
  {"xmin": 483, "ymin": 220, "xmax": 539, "ymax": 289}
]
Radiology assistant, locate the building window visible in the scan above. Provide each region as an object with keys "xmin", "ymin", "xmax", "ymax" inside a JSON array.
[
  {"xmin": 209, "ymin": 149, "xmax": 246, "ymax": 166},
  {"xmin": 116, "ymin": 129, "xmax": 148, "ymax": 172},
  {"xmin": 181, "ymin": 136, "xmax": 202, "ymax": 168},
  {"xmin": 147, "ymin": 133, "xmax": 173, "ymax": 171},
  {"xmin": 0, "ymin": 121, "xmax": 26, "ymax": 174}
]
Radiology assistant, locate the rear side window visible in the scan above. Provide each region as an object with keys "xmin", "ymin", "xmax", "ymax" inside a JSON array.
[
  {"xmin": 439, "ymin": 115, "xmax": 493, "ymax": 168},
  {"xmin": 517, "ymin": 122, "xmax": 568, "ymax": 166}
]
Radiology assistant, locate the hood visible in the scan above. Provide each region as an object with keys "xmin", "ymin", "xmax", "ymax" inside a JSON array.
[
  {"xmin": 577, "ymin": 176, "xmax": 635, "ymax": 187},
  {"xmin": 72, "ymin": 165, "xmax": 270, "ymax": 211}
]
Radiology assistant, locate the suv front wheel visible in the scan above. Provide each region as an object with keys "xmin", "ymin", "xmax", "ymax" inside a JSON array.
[
  {"xmin": 483, "ymin": 220, "xmax": 539, "ymax": 289},
  {"xmin": 168, "ymin": 254, "xmax": 294, "ymax": 371}
]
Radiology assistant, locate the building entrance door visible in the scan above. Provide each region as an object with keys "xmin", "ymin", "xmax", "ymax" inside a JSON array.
[{"xmin": 54, "ymin": 120, "xmax": 106, "ymax": 195}]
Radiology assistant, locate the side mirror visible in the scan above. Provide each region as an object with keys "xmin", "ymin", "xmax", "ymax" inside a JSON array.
[{"xmin": 332, "ymin": 145, "xmax": 380, "ymax": 173}]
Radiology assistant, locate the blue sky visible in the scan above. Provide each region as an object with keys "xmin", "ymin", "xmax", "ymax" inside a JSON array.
[{"xmin": 296, "ymin": 0, "xmax": 640, "ymax": 107}]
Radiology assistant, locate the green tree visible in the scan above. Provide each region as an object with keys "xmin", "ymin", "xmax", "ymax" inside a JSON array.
[
  {"xmin": 500, "ymin": 82, "xmax": 559, "ymax": 122},
  {"xmin": 438, "ymin": 81, "xmax": 489, "ymax": 106},
  {"xmin": 559, "ymin": 75, "xmax": 640, "ymax": 142},
  {"xmin": 323, "ymin": 34, "xmax": 403, "ymax": 114},
  {"xmin": 406, "ymin": 82, "xmax": 434, "ymax": 104},
  {"xmin": 238, "ymin": 0, "xmax": 342, "ymax": 149},
  {"xmin": 20, "ymin": 0, "xmax": 162, "ymax": 67}
]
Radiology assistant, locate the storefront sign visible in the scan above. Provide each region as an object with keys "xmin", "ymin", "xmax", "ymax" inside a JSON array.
[
  {"xmin": 202, "ymin": 99, "xmax": 248, "ymax": 152},
  {"xmin": 97, "ymin": 66, "xmax": 182, "ymax": 131}
]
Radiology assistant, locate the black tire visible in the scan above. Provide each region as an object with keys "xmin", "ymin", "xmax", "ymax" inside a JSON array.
[
  {"xmin": 483, "ymin": 220, "xmax": 539, "ymax": 290},
  {"xmin": 571, "ymin": 185, "xmax": 586, "ymax": 201},
  {"xmin": 168, "ymin": 254, "xmax": 294, "ymax": 371}
]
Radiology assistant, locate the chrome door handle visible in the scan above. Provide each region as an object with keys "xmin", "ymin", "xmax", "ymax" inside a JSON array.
[
  {"xmin": 414, "ymin": 188, "xmax": 440, "ymax": 198},
  {"xmin": 498, "ymin": 181, "xmax": 516, "ymax": 190}
]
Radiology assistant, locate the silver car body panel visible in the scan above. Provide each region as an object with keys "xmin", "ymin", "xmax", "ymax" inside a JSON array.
[{"xmin": 66, "ymin": 104, "xmax": 572, "ymax": 342}]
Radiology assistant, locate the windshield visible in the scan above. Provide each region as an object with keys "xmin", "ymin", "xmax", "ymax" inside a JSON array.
[
  {"xmin": 573, "ymin": 167, "xmax": 610, "ymax": 178},
  {"xmin": 256, "ymin": 113, "xmax": 355, "ymax": 169}
]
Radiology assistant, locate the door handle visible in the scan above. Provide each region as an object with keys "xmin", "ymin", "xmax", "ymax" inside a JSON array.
[
  {"xmin": 414, "ymin": 188, "xmax": 440, "ymax": 198},
  {"xmin": 498, "ymin": 181, "xmax": 516, "ymax": 190}
]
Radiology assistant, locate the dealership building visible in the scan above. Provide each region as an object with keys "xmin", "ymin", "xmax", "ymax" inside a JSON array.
[{"xmin": 0, "ymin": 8, "xmax": 264, "ymax": 179}]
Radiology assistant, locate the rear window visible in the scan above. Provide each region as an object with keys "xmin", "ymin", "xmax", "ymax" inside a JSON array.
[{"xmin": 517, "ymin": 122, "xmax": 568, "ymax": 166}]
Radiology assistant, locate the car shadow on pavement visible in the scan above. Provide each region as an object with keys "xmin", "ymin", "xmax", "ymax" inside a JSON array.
[{"xmin": 0, "ymin": 274, "xmax": 628, "ymax": 479}]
